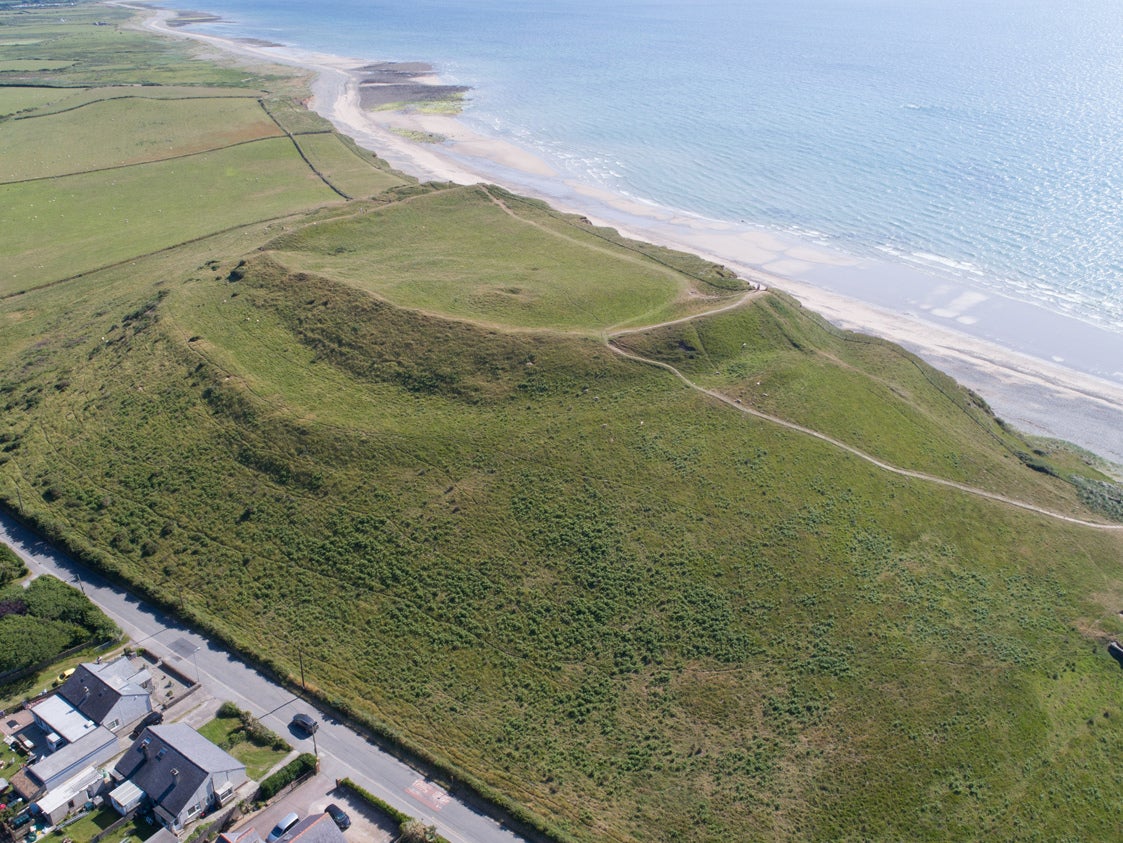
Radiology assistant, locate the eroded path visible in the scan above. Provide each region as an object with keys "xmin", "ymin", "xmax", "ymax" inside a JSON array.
[{"xmin": 606, "ymin": 299, "xmax": 1123, "ymax": 532}]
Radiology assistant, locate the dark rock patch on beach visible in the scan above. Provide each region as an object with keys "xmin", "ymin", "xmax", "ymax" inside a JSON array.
[
  {"xmin": 167, "ymin": 10, "xmax": 223, "ymax": 28},
  {"xmin": 355, "ymin": 61, "xmax": 469, "ymax": 110},
  {"xmin": 359, "ymin": 83, "xmax": 468, "ymax": 109}
]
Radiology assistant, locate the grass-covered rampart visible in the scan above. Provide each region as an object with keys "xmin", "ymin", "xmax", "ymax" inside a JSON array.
[{"xmin": 2, "ymin": 4, "xmax": 1123, "ymax": 841}]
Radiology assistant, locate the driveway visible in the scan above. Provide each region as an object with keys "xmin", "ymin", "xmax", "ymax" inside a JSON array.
[{"xmin": 231, "ymin": 772, "xmax": 397, "ymax": 843}]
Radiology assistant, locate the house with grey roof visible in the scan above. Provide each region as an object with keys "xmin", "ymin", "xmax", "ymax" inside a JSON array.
[
  {"xmin": 110, "ymin": 723, "xmax": 246, "ymax": 832},
  {"xmin": 58, "ymin": 658, "xmax": 152, "ymax": 734}
]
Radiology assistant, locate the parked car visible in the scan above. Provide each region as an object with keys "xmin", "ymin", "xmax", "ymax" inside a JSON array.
[
  {"xmin": 290, "ymin": 712, "xmax": 318, "ymax": 734},
  {"xmin": 130, "ymin": 710, "xmax": 164, "ymax": 739},
  {"xmin": 266, "ymin": 812, "xmax": 300, "ymax": 842},
  {"xmin": 325, "ymin": 803, "xmax": 350, "ymax": 830}
]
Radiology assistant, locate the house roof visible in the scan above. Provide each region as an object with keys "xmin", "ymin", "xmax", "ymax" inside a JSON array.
[
  {"xmin": 33, "ymin": 765, "xmax": 103, "ymax": 814},
  {"xmin": 59, "ymin": 659, "xmax": 151, "ymax": 725},
  {"xmin": 30, "ymin": 695, "xmax": 98, "ymax": 743},
  {"xmin": 277, "ymin": 814, "xmax": 346, "ymax": 843},
  {"xmin": 28, "ymin": 726, "xmax": 117, "ymax": 785},
  {"xmin": 109, "ymin": 778, "xmax": 145, "ymax": 808},
  {"xmin": 114, "ymin": 724, "xmax": 244, "ymax": 817}
]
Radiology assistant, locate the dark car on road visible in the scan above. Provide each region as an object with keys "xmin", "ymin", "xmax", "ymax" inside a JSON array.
[
  {"xmin": 290, "ymin": 712, "xmax": 318, "ymax": 734},
  {"xmin": 325, "ymin": 803, "xmax": 351, "ymax": 831},
  {"xmin": 130, "ymin": 710, "xmax": 164, "ymax": 739}
]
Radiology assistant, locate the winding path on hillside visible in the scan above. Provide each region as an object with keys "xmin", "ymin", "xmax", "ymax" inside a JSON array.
[{"xmin": 606, "ymin": 299, "xmax": 1123, "ymax": 532}]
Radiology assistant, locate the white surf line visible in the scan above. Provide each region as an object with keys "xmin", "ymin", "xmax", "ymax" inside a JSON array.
[{"xmin": 606, "ymin": 341, "xmax": 1123, "ymax": 531}]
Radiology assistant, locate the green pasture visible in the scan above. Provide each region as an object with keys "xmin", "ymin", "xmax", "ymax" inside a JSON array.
[
  {"xmin": 267, "ymin": 184, "xmax": 733, "ymax": 332},
  {"xmin": 0, "ymin": 85, "xmax": 73, "ymax": 116},
  {"xmin": 0, "ymin": 138, "xmax": 339, "ymax": 295},
  {"xmin": 11, "ymin": 85, "xmax": 266, "ymax": 119},
  {"xmin": 295, "ymin": 131, "xmax": 407, "ymax": 198},
  {"xmin": 0, "ymin": 96, "xmax": 282, "ymax": 182}
]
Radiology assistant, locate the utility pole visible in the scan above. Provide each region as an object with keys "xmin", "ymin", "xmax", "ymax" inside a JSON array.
[{"xmin": 298, "ymin": 650, "xmax": 306, "ymax": 692}]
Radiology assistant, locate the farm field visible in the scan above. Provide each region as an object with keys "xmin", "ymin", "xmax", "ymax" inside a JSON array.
[
  {"xmin": 0, "ymin": 85, "xmax": 72, "ymax": 117},
  {"xmin": 0, "ymin": 138, "xmax": 339, "ymax": 295},
  {"xmin": 2, "ymin": 4, "xmax": 1123, "ymax": 842},
  {"xmin": 0, "ymin": 95, "xmax": 282, "ymax": 181}
]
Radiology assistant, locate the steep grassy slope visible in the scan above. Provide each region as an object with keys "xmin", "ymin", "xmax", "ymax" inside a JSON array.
[
  {"xmin": 610, "ymin": 296, "xmax": 1103, "ymax": 512},
  {"xmin": 3, "ymin": 5, "xmax": 1123, "ymax": 842},
  {"xmin": 4, "ymin": 249, "xmax": 1123, "ymax": 841}
]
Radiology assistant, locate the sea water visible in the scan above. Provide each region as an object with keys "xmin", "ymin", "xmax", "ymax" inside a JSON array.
[{"xmin": 177, "ymin": 0, "xmax": 1123, "ymax": 335}]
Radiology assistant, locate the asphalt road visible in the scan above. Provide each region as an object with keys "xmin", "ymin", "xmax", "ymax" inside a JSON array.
[{"xmin": 0, "ymin": 509, "xmax": 530, "ymax": 843}]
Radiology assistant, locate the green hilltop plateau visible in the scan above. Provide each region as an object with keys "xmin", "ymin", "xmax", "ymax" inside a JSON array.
[{"xmin": 2, "ymin": 3, "xmax": 1123, "ymax": 840}]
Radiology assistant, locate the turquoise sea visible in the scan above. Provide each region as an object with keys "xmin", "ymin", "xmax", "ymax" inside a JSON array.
[{"xmin": 178, "ymin": 0, "xmax": 1123, "ymax": 338}]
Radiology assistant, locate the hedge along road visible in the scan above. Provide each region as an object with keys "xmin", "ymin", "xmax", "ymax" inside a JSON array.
[{"xmin": 0, "ymin": 507, "xmax": 531, "ymax": 843}]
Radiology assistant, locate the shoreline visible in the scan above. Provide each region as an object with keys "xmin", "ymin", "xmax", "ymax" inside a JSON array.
[{"xmin": 127, "ymin": 2, "xmax": 1123, "ymax": 467}]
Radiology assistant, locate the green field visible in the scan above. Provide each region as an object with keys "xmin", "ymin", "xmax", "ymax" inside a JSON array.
[
  {"xmin": 2, "ymin": 4, "xmax": 1123, "ymax": 842},
  {"xmin": 0, "ymin": 95, "xmax": 281, "ymax": 181},
  {"xmin": 0, "ymin": 85, "xmax": 72, "ymax": 116},
  {"xmin": 294, "ymin": 131, "xmax": 408, "ymax": 198},
  {"xmin": 0, "ymin": 138, "xmax": 339, "ymax": 294}
]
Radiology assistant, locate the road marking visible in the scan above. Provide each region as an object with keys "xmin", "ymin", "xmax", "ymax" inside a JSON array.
[{"xmin": 406, "ymin": 779, "xmax": 451, "ymax": 811}]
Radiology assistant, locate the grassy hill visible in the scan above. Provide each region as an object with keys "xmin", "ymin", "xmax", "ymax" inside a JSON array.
[{"xmin": 2, "ymin": 4, "xmax": 1123, "ymax": 841}]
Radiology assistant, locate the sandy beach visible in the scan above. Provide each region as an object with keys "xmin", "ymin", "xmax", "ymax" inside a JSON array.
[{"xmin": 129, "ymin": 4, "xmax": 1123, "ymax": 467}]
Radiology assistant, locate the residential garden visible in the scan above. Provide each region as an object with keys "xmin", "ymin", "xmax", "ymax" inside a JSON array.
[{"xmin": 199, "ymin": 703, "xmax": 291, "ymax": 780}]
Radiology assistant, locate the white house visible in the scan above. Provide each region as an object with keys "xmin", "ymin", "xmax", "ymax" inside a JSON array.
[
  {"xmin": 29, "ymin": 695, "xmax": 98, "ymax": 748},
  {"xmin": 58, "ymin": 658, "xmax": 152, "ymax": 734}
]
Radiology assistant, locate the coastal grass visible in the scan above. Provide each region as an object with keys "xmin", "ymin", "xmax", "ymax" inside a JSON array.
[
  {"xmin": 0, "ymin": 3, "xmax": 286, "ymax": 90},
  {"xmin": 0, "ymin": 138, "xmax": 339, "ymax": 295},
  {"xmin": 267, "ymin": 183, "xmax": 740, "ymax": 332},
  {"xmin": 293, "ymin": 131, "xmax": 408, "ymax": 198},
  {"xmin": 2, "ymin": 5, "xmax": 1123, "ymax": 842},
  {"xmin": 3, "ymin": 248, "xmax": 1123, "ymax": 841},
  {"xmin": 611, "ymin": 297, "xmax": 1110, "ymax": 511},
  {"xmin": 0, "ymin": 96, "xmax": 282, "ymax": 182}
]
